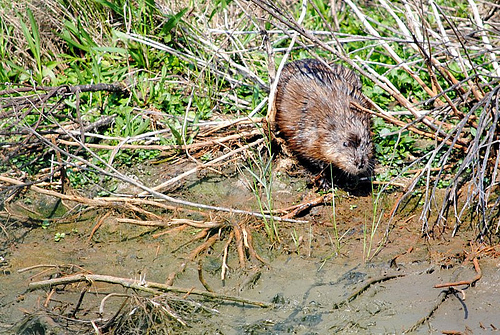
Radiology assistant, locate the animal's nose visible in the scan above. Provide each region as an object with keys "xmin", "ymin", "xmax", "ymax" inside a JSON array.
[{"xmin": 356, "ymin": 157, "xmax": 366, "ymax": 171}]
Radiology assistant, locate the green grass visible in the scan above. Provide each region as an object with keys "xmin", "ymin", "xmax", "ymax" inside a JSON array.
[
  {"xmin": 17, "ymin": 8, "xmax": 42, "ymax": 83},
  {"xmin": 0, "ymin": 1, "xmax": 204, "ymax": 178},
  {"xmin": 319, "ymin": 188, "xmax": 342, "ymax": 269},
  {"xmin": 244, "ymin": 138, "xmax": 279, "ymax": 243},
  {"xmin": 363, "ymin": 185, "xmax": 385, "ymax": 261}
]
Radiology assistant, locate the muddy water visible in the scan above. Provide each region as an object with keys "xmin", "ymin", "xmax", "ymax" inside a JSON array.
[
  {"xmin": 1, "ymin": 165, "xmax": 499, "ymax": 334},
  {"xmin": 216, "ymin": 257, "xmax": 500, "ymax": 334}
]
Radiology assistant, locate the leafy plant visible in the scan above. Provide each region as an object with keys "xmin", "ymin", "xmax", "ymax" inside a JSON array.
[
  {"xmin": 114, "ymin": 106, "xmax": 150, "ymax": 138},
  {"xmin": 41, "ymin": 220, "xmax": 50, "ymax": 229},
  {"xmin": 162, "ymin": 7, "xmax": 189, "ymax": 44},
  {"xmin": 372, "ymin": 117, "xmax": 416, "ymax": 181},
  {"xmin": 291, "ymin": 228, "xmax": 301, "ymax": 256},
  {"xmin": 54, "ymin": 232, "xmax": 66, "ymax": 242},
  {"xmin": 60, "ymin": 18, "xmax": 98, "ymax": 55},
  {"xmin": 17, "ymin": 8, "xmax": 42, "ymax": 83}
]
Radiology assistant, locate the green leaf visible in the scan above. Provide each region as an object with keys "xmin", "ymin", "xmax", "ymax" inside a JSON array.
[
  {"xmin": 379, "ymin": 128, "xmax": 392, "ymax": 137},
  {"xmin": 92, "ymin": 46, "xmax": 128, "ymax": 54},
  {"xmin": 27, "ymin": 9, "xmax": 41, "ymax": 62},
  {"xmin": 209, "ymin": 0, "xmax": 233, "ymax": 20},
  {"xmin": 163, "ymin": 7, "xmax": 189, "ymax": 34},
  {"xmin": 145, "ymin": 0, "xmax": 156, "ymax": 9},
  {"xmin": 93, "ymin": 0, "xmax": 122, "ymax": 16},
  {"xmin": 168, "ymin": 123, "xmax": 182, "ymax": 145}
]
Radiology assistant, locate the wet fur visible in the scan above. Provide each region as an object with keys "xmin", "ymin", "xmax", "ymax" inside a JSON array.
[{"xmin": 275, "ymin": 59, "xmax": 373, "ymax": 184}]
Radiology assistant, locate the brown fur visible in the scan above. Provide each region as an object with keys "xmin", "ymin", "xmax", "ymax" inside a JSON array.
[{"xmin": 275, "ymin": 59, "xmax": 373, "ymax": 177}]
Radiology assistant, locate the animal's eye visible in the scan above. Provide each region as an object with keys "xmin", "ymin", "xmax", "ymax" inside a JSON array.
[{"xmin": 343, "ymin": 142, "xmax": 349, "ymax": 147}]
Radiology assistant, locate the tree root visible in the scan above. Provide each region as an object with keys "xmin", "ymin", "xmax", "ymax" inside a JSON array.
[
  {"xmin": 28, "ymin": 273, "xmax": 272, "ymax": 308},
  {"xmin": 332, "ymin": 273, "xmax": 405, "ymax": 310},
  {"xmin": 403, "ymin": 290, "xmax": 449, "ymax": 334},
  {"xmin": 166, "ymin": 232, "xmax": 220, "ymax": 286},
  {"xmin": 434, "ymin": 257, "xmax": 482, "ymax": 289}
]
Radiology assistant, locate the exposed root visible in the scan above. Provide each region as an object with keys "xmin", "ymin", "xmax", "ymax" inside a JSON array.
[
  {"xmin": 221, "ymin": 231, "xmax": 234, "ymax": 281},
  {"xmin": 166, "ymin": 232, "xmax": 219, "ymax": 286},
  {"xmin": 152, "ymin": 224, "xmax": 189, "ymax": 239},
  {"xmin": 165, "ymin": 219, "xmax": 269, "ymax": 287},
  {"xmin": 403, "ymin": 290, "xmax": 450, "ymax": 334},
  {"xmin": 244, "ymin": 224, "xmax": 269, "ymax": 265},
  {"xmin": 197, "ymin": 260, "xmax": 214, "ymax": 293},
  {"xmin": 27, "ymin": 273, "xmax": 272, "ymax": 308},
  {"xmin": 434, "ymin": 257, "xmax": 482, "ymax": 289},
  {"xmin": 332, "ymin": 273, "xmax": 405, "ymax": 310},
  {"xmin": 88, "ymin": 212, "xmax": 112, "ymax": 242},
  {"xmin": 281, "ymin": 193, "xmax": 334, "ymax": 218},
  {"xmin": 233, "ymin": 222, "xmax": 247, "ymax": 268}
]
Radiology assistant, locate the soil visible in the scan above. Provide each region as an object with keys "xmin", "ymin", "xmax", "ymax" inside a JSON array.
[{"xmin": 1, "ymin": 160, "xmax": 499, "ymax": 334}]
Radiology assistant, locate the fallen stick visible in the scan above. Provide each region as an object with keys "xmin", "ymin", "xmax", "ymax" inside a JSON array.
[
  {"xmin": 58, "ymin": 129, "xmax": 261, "ymax": 152},
  {"xmin": 28, "ymin": 273, "xmax": 272, "ymax": 308},
  {"xmin": 332, "ymin": 273, "xmax": 405, "ymax": 310},
  {"xmin": 351, "ymin": 101, "xmax": 468, "ymax": 150},
  {"xmin": 282, "ymin": 193, "xmax": 333, "ymax": 218},
  {"xmin": 138, "ymin": 137, "xmax": 265, "ymax": 196},
  {"xmin": 434, "ymin": 257, "xmax": 482, "ymax": 289},
  {"xmin": 404, "ymin": 290, "xmax": 449, "ymax": 333},
  {"xmin": 0, "ymin": 83, "xmax": 125, "ymax": 96},
  {"xmin": 0, "ymin": 176, "xmax": 108, "ymax": 207},
  {"xmin": 116, "ymin": 218, "xmax": 171, "ymax": 227},
  {"xmin": 0, "ymin": 83, "xmax": 126, "ymax": 109},
  {"xmin": 1, "ymin": 148, "xmax": 307, "ymax": 224}
]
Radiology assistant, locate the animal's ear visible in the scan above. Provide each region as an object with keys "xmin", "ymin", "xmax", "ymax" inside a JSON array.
[{"xmin": 347, "ymin": 133, "xmax": 361, "ymax": 147}]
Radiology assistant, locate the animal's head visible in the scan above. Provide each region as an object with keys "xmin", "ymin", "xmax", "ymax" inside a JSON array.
[{"xmin": 321, "ymin": 115, "xmax": 373, "ymax": 175}]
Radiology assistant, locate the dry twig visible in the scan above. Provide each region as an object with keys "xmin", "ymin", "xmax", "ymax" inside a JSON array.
[
  {"xmin": 332, "ymin": 273, "xmax": 405, "ymax": 310},
  {"xmin": 434, "ymin": 257, "xmax": 482, "ymax": 289},
  {"xmin": 28, "ymin": 273, "xmax": 272, "ymax": 308}
]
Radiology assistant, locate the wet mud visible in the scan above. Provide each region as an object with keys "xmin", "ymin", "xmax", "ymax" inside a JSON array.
[{"xmin": 1, "ymin": 162, "xmax": 499, "ymax": 334}]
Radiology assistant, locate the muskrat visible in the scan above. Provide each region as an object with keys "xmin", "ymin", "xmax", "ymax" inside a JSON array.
[{"xmin": 274, "ymin": 59, "xmax": 373, "ymax": 186}]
